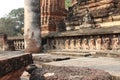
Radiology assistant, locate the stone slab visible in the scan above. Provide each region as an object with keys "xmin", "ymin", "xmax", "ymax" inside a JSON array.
[
  {"xmin": 49, "ymin": 51, "xmax": 91, "ymax": 57},
  {"xmin": 0, "ymin": 51, "xmax": 27, "ymax": 60},
  {"xmin": 32, "ymin": 54, "xmax": 70, "ymax": 63}
]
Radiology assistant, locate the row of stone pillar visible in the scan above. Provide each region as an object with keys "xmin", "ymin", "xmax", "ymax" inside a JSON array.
[
  {"xmin": 47, "ymin": 34, "xmax": 120, "ymax": 50},
  {"xmin": 13, "ymin": 40, "xmax": 24, "ymax": 50}
]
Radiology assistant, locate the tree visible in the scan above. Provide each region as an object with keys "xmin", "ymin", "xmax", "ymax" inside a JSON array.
[
  {"xmin": 65, "ymin": 0, "xmax": 71, "ymax": 9},
  {"xmin": 0, "ymin": 17, "xmax": 16, "ymax": 36},
  {"xmin": 0, "ymin": 8, "xmax": 24, "ymax": 36},
  {"xmin": 8, "ymin": 8, "xmax": 24, "ymax": 35}
]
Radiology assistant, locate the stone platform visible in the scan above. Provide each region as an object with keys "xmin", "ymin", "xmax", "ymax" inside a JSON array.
[
  {"xmin": 0, "ymin": 51, "xmax": 33, "ymax": 80},
  {"xmin": 27, "ymin": 53, "xmax": 114, "ymax": 80},
  {"xmin": 32, "ymin": 53, "xmax": 120, "ymax": 79},
  {"xmin": 32, "ymin": 54, "xmax": 71, "ymax": 63},
  {"xmin": 44, "ymin": 56, "xmax": 120, "ymax": 79}
]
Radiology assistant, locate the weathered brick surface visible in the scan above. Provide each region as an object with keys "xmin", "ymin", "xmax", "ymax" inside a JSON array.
[
  {"xmin": 66, "ymin": 0, "xmax": 120, "ymax": 30},
  {"xmin": 41, "ymin": 0, "xmax": 66, "ymax": 35},
  {"xmin": 0, "ymin": 52, "xmax": 33, "ymax": 80}
]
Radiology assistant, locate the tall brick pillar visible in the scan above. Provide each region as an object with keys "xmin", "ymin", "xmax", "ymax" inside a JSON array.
[
  {"xmin": 24, "ymin": 0, "xmax": 41, "ymax": 53},
  {"xmin": 41, "ymin": 0, "xmax": 66, "ymax": 36}
]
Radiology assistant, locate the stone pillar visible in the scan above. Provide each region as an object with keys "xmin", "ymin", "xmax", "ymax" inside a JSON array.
[
  {"xmin": 61, "ymin": 38, "xmax": 65, "ymax": 49},
  {"xmin": 65, "ymin": 39, "xmax": 69, "ymax": 49},
  {"xmin": 111, "ymin": 35, "xmax": 119, "ymax": 50},
  {"xmin": 102, "ymin": 36, "xmax": 110, "ymax": 50},
  {"xmin": 2, "ymin": 34, "xmax": 8, "ymax": 51},
  {"xmin": 24, "ymin": 0, "xmax": 41, "ymax": 53},
  {"xmin": 72, "ymin": 0, "xmax": 77, "ymax": 6},
  {"xmin": 89, "ymin": 36, "xmax": 95, "ymax": 50},
  {"xmin": 70, "ymin": 39, "xmax": 75, "ymax": 49},
  {"xmin": 82, "ymin": 38, "xmax": 89, "ymax": 50},
  {"xmin": 95, "ymin": 36, "xmax": 102, "ymax": 50},
  {"xmin": 50, "ymin": 39, "xmax": 55, "ymax": 49},
  {"xmin": 76, "ymin": 38, "xmax": 82, "ymax": 49}
]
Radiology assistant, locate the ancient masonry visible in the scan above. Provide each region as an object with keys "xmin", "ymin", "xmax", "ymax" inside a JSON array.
[
  {"xmin": 41, "ymin": 0, "xmax": 66, "ymax": 36},
  {"xmin": 4, "ymin": 0, "xmax": 120, "ymax": 52},
  {"xmin": 45, "ymin": 0, "xmax": 120, "ymax": 51}
]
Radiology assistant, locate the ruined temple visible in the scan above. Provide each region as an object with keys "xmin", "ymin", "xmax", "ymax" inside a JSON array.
[
  {"xmin": 1, "ymin": 0, "xmax": 120, "ymax": 79},
  {"xmin": 3, "ymin": 0, "xmax": 120, "ymax": 52},
  {"xmin": 45, "ymin": 0, "xmax": 120, "ymax": 52},
  {"xmin": 41, "ymin": 0, "xmax": 66, "ymax": 36}
]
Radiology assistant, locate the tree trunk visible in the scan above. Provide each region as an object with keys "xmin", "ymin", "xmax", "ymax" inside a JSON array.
[{"xmin": 24, "ymin": 0, "xmax": 41, "ymax": 53}]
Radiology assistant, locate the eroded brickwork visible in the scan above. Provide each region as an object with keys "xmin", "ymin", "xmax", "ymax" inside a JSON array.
[
  {"xmin": 41, "ymin": 0, "xmax": 66, "ymax": 36},
  {"xmin": 66, "ymin": 0, "xmax": 120, "ymax": 30},
  {"xmin": 0, "ymin": 52, "xmax": 32, "ymax": 80}
]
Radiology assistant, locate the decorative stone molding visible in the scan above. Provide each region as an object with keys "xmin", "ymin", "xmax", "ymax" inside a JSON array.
[{"xmin": 46, "ymin": 33, "xmax": 120, "ymax": 51}]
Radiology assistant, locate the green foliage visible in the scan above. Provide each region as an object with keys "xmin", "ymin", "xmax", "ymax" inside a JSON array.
[
  {"xmin": 0, "ymin": 8, "xmax": 24, "ymax": 36},
  {"xmin": 65, "ymin": 0, "xmax": 71, "ymax": 9}
]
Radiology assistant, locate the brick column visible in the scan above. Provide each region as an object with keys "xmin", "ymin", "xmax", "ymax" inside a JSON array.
[
  {"xmin": 41, "ymin": 0, "xmax": 66, "ymax": 36},
  {"xmin": 24, "ymin": 0, "xmax": 41, "ymax": 53}
]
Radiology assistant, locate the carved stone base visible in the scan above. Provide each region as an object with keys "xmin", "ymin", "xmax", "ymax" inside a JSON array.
[{"xmin": 46, "ymin": 33, "xmax": 120, "ymax": 51}]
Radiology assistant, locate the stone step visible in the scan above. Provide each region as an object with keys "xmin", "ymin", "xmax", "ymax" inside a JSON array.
[
  {"xmin": 49, "ymin": 51, "xmax": 91, "ymax": 57},
  {"xmin": 47, "ymin": 50, "xmax": 120, "ymax": 58},
  {"xmin": 32, "ymin": 54, "xmax": 71, "ymax": 63}
]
